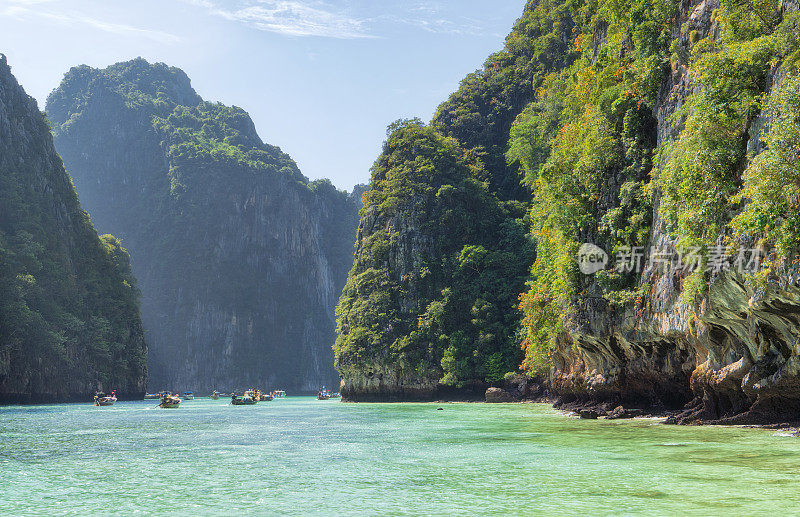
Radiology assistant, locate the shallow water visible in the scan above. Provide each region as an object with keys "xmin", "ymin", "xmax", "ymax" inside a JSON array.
[{"xmin": 1, "ymin": 398, "xmax": 798, "ymax": 516}]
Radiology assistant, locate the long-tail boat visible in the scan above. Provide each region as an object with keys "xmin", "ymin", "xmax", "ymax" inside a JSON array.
[
  {"xmin": 230, "ymin": 391, "xmax": 257, "ymax": 405},
  {"xmin": 159, "ymin": 394, "xmax": 181, "ymax": 408},
  {"xmin": 93, "ymin": 391, "xmax": 117, "ymax": 406}
]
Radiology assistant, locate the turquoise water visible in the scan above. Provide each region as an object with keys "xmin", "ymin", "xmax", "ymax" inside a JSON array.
[{"xmin": 1, "ymin": 398, "xmax": 799, "ymax": 516}]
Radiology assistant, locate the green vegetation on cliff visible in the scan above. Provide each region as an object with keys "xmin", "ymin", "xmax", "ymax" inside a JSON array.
[
  {"xmin": 0, "ymin": 55, "xmax": 146, "ymax": 399},
  {"xmin": 335, "ymin": 0, "xmax": 661, "ymax": 387},
  {"xmin": 517, "ymin": 0, "xmax": 800, "ymax": 371},
  {"xmin": 154, "ymin": 101, "xmax": 306, "ymax": 189},
  {"xmin": 432, "ymin": 0, "xmax": 579, "ymax": 202},
  {"xmin": 732, "ymin": 68, "xmax": 800, "ymax": 258},
  {"xmin": 514, "ymin": 0, "xmax": 671, "ymax": 371},
  {"xmin": 335, "ymin": 121, "xmax": 531, "ymax": 387}
]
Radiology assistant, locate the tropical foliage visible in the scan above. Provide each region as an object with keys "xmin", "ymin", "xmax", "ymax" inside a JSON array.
[
  {"xmin": 511, "ymin": 0, "xmax": 670, "ymax": 371},
  {"xmin": 335, "ymin": 121, "xmax": 532, "ymax": 386},
  {"xmin": 517, "ymin": 0, "xmax": 800, "ymax": 371}
]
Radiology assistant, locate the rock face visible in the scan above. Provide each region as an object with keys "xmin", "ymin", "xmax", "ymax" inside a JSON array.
[
  {"xmin": 46, "ymin": 58, "xmax": 360, "ymax": 393},
  {"xmin": 550, "ymin": 0, "xmax": 800, "ymax": 424},
  {"xmin": 0, "ymin": 55, "xmax": 147, "ymax": 402}
]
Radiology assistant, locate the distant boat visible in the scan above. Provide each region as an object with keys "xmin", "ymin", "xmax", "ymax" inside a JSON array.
[
  {"xmin": 272, "ymin": 390, "xmax": 286, "ymax": 398},
  {"xmin": 183, "ymin": 392, "xmax": 194, "ymax": 400},
  {"xmin": 144, "ymin": 392, "xmax": 162, "ymax": 400},
  {"xmin": 159, "ymin": 394, "xmax": 181, "ymax": 408},
  {"xmin": 330, "ymin": 392, "xmax": 341, "ymax": 399},
  {"xmin": 317, "ymin": 387, "xmax": 330, "ymax": 400},
  {"xmin": 210, "ymin": 391, "xmax": 220, "ymax": 400},
  {"xmin": 94, "ymin": 391, "xmax": 117, "ymax": 406}
]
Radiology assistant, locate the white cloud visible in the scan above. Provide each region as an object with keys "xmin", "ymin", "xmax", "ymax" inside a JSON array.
[
  {"xmin": 1, "ymin": 0, "xmax": 54, "ymax": 5},
  {"xmin": 0, "ymin": 1, "xmax": 181, "ymax": 43},
  {"xmin": 391, "ymin": 15, "xmax": 484, "ymax": 36},
  {"xmin": 376, "ymin": 2, "xmax": 486, "ymax": 36},
  {"xmin": 186, "ymin": 0, "xmax": 374, "ymax": 39},
  {"xmin": 181, "ymin": 0, "xmax": 488, "ymax": 39},
  {"xmin": 0, "ymin": 0, "xmax": 491, "ymax": 43}
]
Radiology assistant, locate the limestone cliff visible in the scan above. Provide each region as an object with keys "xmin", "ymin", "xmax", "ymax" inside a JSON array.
[
  {"xmin": 46, "ymin": 58, "xmax": 359, "ymax": 393},
  {"xmin": 542, "ymin": 0, "xmax": 800, "ymax": 423},
  {"xmin": 0, "ymin": 55, "xmax": 147, "ymax": 401}
]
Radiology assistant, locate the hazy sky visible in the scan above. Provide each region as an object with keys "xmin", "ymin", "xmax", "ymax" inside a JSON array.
[{"xmin": 0, "ymin": 0, "xmax": 525, "ymax": 191}]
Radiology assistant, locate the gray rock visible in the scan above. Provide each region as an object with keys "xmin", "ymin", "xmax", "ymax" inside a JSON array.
[
  {"xmin": 486, "ymin": 387, "xmax": 514, "ymax": 403},
  {"xmin": 606, "ymin": 406, "xmax": 632, "ymax": 420}
]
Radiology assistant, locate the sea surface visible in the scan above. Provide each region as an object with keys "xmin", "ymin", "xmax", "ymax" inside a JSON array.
[{"xmin": 1, "ymin": 397, "xmax": 799, "ymax": 516}]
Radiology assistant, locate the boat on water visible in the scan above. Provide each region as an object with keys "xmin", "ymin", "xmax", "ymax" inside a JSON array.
[
  {"xmin": 258, "ymin": 390, "xmax": 273, "ymax": 402},
  {"xmin": 330, "ymin": 392, "xmax": 341, "ymax": 399},
  {"xmin": 159, "ymin": 394, "xmax": 181, "ymax": 408},
  {"xmin": 144, "ymin": 392, "xmax": 162, "ymax": 400},
  {"xmin": 317, "ymin": 387, "xmax": 331, "ymax": 400},
  {"xmin": 183, "ymin": 391, "xmax": 194, "ymax": 400},
  {"xmin": 272, "ymin": 390, "xmax": 286, "ymax": 398},
  {"xmin": 210, "ymin": 391, "xmax": 220, "ymax": 400},
  {"xmin": 231, "ymin": 392, "xmax": 258, "ymax": 405},
  {"xmin": 93, "ymin": 391, "xmax": 117, "ymax": 406}
]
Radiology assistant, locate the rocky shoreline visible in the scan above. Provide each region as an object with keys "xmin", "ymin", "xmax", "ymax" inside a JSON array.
[{"xmin": 343, "ymin": 372, "xmax": 800, "ymax": 434}]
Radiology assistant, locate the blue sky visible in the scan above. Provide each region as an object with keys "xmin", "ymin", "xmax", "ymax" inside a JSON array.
[{"xmin": 0, "ymin": 0, "xmax": 525, "ymax": 191}]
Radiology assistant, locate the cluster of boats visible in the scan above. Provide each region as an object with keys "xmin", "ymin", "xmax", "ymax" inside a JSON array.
[
  {"xmin": 138, "ymin": 389, "xmax": 288, "ymax": 408},
  {"xmin": 317, "ymin": 387, "xmax": 340, "ymax": 400},
  {"xmin": 94, "ymin": 387, "xmax": 342, "ymax": 407},
  {"xmin": 230, "ymin": 389, "xmax": 277, "ymax": 405}
]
